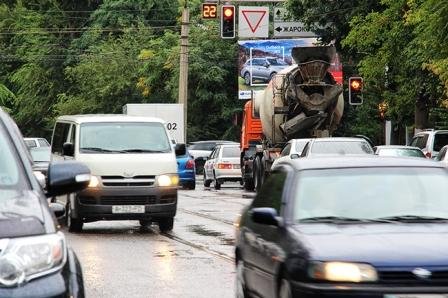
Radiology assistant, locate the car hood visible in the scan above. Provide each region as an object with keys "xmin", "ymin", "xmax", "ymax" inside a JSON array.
[
  {"xmin": 0, "ymin": 190, "xmax": 45, "ymax": 238},
  {"xmin": 292, "ymin": 223, "xmax": 448, "ymax": 267}
]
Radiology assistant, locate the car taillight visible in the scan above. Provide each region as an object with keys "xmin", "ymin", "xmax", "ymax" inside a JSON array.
[
  {"xmin": 217, "ymin": 163, "xmax": 232, "ymax": 169},
  {"xmin": 425, "ymin": 152, "xmax": 432, "ymax": 158},
  {"xmin": 186, "ymin": 159, "xmax": 195, "ymax": 169}
]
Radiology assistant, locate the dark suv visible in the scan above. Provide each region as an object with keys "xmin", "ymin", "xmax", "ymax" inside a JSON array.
[{"xmin": 0, "ymin": 108, "xmax": 90, "ymax": 297}]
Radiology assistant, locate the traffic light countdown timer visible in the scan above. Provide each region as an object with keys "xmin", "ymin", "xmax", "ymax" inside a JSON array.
[
  {"xmin": 201, "ymin": 3, "xmax": 217, "ymax": 19},
  {"xmin": 221, "ymin": 5, "xmax": 235, "ymax": 39},
  {"xmin": 348, "ymin": 77, "xmax": 364, "ymax": 105}
]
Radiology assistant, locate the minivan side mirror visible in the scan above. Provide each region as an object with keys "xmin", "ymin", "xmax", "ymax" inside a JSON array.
[
  {"xmin": 175, "ymin": 143, "xmax": 186, "ymax": 156},
  {"xmin": 290, "ymin": 154, "xmax": 300, "ymax": 159},
  {"xmin": 251, "ymin": 207, "xmax": 282, "ymax": 226},
  {"xmin": 62, "ymin": 142, "xmax": 74, "ymax": 156},
  {"xmin": 46, "ymin": 161, "xmax": 90, "ymax": 197}
]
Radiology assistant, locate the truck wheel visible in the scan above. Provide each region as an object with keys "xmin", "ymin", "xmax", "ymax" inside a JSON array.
[
  {"xmin": 159, "ymin": 217, "xmax": 174, "ymax": 233},
  {"xmin": 188, "ymin": 181, "xmax": 196, "ymax": 190},
  {"xmin": 244, "ymin": 179, "xmax": 255, "ymax": 191},
  {"xmin": 203, "ymin": 172, "xmax": 211, "ymax": 187},
  {"xmin": 66, "ymin": 201, "xmax": 83, "ymax": 233},
  {"xmin": 254, "ymin": 156, "xmax": 264, "ymax": 192}
]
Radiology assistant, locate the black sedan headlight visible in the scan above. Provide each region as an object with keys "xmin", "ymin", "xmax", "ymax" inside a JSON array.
[
  {"xmin": 0, "ymin": 232, "xmax": 66, "ymax": 287},
  {"xmin": 308, "ymin": 261, "xmax": 378, "ymax": 283}
]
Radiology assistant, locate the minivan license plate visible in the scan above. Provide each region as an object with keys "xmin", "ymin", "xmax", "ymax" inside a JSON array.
[
  {"xmin": 385, "ymin": 295, "xmax": 448, "ymax": 298},
  {"xmin": 112, "ymin": 205, "xmax": 145, "ymax": 214}
]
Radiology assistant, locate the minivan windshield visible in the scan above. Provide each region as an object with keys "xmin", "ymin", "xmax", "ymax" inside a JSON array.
[
  {"xmin": 0, "ymin": 129, "xmax": 26, "ymax": 189},
  {"xmin": 80, "ymin": 122, "xmax": 172, "ymax": 153},
  {"xmin": 294, "ymin": 167, "xmax": 448, "ymax": 222}
]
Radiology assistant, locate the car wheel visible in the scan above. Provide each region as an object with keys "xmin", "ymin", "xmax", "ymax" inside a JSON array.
[
  {"xmin": 244, "ymin": 72, "xmax": 251, "ymax": 85},
  {"xmin": 214, "ymin": 174, "xmax": 221, "ymax": 190},
  {"xmin": 159, "ymin": 217, "xmax": 174, "ymax": 233},
  {"xmin": 188, "ymin": 181, "xmax": 196, "ymax": 190},
  {"xmin": 66, "ymin": 199, "xmax": 83, "ymax": 233},
  {"xmin": 203, "ymin": 171, "xmax": 211, "ymax": 187},
  {"xmin": 236, "ymin": 260, "xmax": 251, "ymax": 298},
  {"xmin": 139, "ymin": 220, "xmax": 151, "ymax": 227},
  {"xmin": 278, "ymin": 278, "xmax": 292, "ymax": 298}
]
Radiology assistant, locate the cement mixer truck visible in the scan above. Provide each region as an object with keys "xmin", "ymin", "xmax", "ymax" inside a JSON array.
[{"xmin": 240, "ymin": 46, "xmax": 344, "ymax": 191}]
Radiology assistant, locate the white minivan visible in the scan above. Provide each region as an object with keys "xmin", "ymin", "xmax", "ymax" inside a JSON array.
[{"xmin": 51, "ymin": 114, "xmax": 183, "ymax": 232}]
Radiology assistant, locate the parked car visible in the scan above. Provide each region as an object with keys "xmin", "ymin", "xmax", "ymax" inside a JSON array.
[
  {"xmin": 177, "ymin": 148, "xmax": 196, "ymax": 190},
  {"xmin": 24, "ymin": 137, "xmax": 50, "ymax": 148},
  {"xmin": 374, "ymin": 145, "xmax": 426, "ymax": 158},
  {"xmin": 203, "ymin": 144, "xmax": 242, "ymax": 189},
  {"xmin": 188, "ymin": 140, "xmax": 238, "ymax": 174},
  {"xmin": 236, "ymin": 156, "xmax": 448, "ymax": 298},
  {"xmin": 51, "ymin": 115, "xmax": 182, "ymax": 232},
  {"xmin": 271, "ymin": 138, "xmax": 312, "ymax": 169},
  {"xmin": 29, "ymin": 146, "xmax": 51, "ymax": 176},
  {"xmin": 240, "ymin": 57, "xmax": 290, "ymax": 85},
  {"xmin": 409, "ymin": 129, "xmax": 448, "ymax": 158},
  {"xmin": 300, "ymin": 137, "xmax": 374, "ymax": 157},
  {"xmin": 0, "ymin": 107, "xmax": 90, "ymax": 297}
]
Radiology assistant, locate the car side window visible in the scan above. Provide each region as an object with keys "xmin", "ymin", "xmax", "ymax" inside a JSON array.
[
  {"xmin": 38, "ymin": 139, "xmax": 49, "ymax": 147},
  {"xmin": 437, "ymin": 147, "xmax": 447, "ymax": 161},
  {"xmin": 252, "ymin": 171, "xmax": 287, "ymax": 214},
  {"xmin": 52, "ymin": 122, "xmax": 71, "ymax": 155},
  {"xmin": 301, "ymin": 142, "xmax": 310, "ymax": 157},
  {"xmin": 281, "ymin": 143, "xmax": 292, "ymax": 157},
  {"xmin": 433, "ymin": 133, "xmax": 448, "ymax": 152}
]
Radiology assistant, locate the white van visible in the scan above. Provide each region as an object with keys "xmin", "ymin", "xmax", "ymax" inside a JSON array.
[{"xmin": 51, "ymin": 114, "xmax": 183, "ymax": 232}]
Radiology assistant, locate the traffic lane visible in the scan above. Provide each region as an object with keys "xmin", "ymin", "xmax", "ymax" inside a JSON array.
[
  {"xmin": 181, "ymin": 180, "xmax": 253, "ymax": 224},
  {"xmin": 65, "ymin": 221, "xmax": 235, "ymax": 298}
]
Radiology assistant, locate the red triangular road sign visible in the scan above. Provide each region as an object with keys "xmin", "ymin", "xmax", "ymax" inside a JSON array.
[{"xmin": 241, "ymin": 10, "xmax": 267, "ymax": 33}]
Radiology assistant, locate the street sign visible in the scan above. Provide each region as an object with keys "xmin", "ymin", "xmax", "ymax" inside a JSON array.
[
  {"xmin": 273, "ymin": 22, "xmax": 316, "ymax": 37},
  {"xmin": 238, "ymin": 6, "xmax": 269, "ymax": 38},
  {"xmin": 274, "ymin": 7, "xmax": 289, "ymax": 22}
]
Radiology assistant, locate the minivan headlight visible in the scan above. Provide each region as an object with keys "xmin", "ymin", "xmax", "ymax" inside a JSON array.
[
  {"xmin": 155, "ymin": 174, "xmax": 179, "ymax": 187},
  {"xmin": 0, "ymin": 232, "xmax": 66, "ymax": 287},
  {"xmin": 308, "ymin": 262, "xmax": 378, "ymax": 283},
  {"xmin": 88, "ymin": 175, "xmax": 100, "ymax": 188}
]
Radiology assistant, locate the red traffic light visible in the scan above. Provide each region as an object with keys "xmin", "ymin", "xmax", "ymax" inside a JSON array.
[
  {"xmin": 350, "ymin": 78, "xmax": 363, "ymax": 91},
  {"xmin": 223, "ymin": 7, "xmax": 234, "ymax": 18}
]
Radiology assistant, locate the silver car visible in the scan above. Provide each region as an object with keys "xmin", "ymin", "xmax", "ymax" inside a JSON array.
[
  {"xmin": 240, "ymin": 57, "xmax": 290, "ymax": 85},
  {"xmin": 410, "ymin": 129, "xmax": 448, "ymax": 159},
  {"xmin": 203, "ymin": 144, "xmax": 242, "ymax": 190}
]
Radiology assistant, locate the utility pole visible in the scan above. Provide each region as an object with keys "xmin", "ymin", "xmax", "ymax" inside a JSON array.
[{"xmin": 178, "ymin": 1, "xmax": 189, "ymax": 144}]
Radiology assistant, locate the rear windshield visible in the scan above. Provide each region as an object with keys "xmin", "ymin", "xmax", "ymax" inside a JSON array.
[
  {"xmin": 189, "ymin": 142, "xmax": 216, "ymax": 151},
  {"xmin": 378, "ymin": 148, "xmax": 425, "ymax": 158},
  {"xmin": 311, "ymin": 141, "xmax": 373, "ymax": 155},
  {"xmin": 434, "ymin": 133, "xmax": 448, "ymax": 152},
  {"xmin": 222, "ymin": 146, "xmax": 240, "ymax": 158},
  {"xmin": 80, "ymin": 122, "xmax": 171, "ymax": 153}
]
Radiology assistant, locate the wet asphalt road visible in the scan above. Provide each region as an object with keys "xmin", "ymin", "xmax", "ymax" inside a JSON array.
[{"xmin": 64, "ymin": 177, "xmax": 253, "ymax": 298}]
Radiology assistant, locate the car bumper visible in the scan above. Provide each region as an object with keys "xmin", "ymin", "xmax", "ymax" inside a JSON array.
[
  {"xmin": 215, "ymin": 169, "xmax": 242, "ymax": 181},
  {"xmin": 179, "ymin": 169, "xmax": 195, "ymax": 183},
  {"xmin": 75, "ymin": 186, "xmax": 177, "ymax": 221},
  {"xmin": 290, "ymin": 280, "xmax": 448, "ymax": 297}
]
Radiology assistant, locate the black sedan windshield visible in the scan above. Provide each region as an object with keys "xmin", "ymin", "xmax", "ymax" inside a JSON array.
[{"xmin": 294, "ymin": 167, "xmax": 448, "ymax": 221}]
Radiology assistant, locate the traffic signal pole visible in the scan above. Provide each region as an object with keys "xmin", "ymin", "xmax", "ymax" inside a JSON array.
[{"xmin": 178, "ymin": 2, "xmax": 189, "ymax": 144}]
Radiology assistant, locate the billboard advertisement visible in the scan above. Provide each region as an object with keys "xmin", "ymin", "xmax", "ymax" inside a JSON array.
[{"xmin": 237, "ymin": 39, "xmax": 343, "ymax": 100}]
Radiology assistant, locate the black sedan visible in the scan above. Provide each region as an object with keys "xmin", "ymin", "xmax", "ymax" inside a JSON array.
[
  {"xmin": 235, "ymin": 156, "xmax": 448, "ymax": 298},
  {"xmin": 0, "ymin": 108, "xmax": 90, "ymax": 297}
]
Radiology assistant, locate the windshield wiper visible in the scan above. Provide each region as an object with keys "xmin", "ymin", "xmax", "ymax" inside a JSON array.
[
  {"xmin": 80, "ymin": 147, "xmax": 119, "ymax": 153},
  {"xmin": 120, "ymin": 149, "xmax": 169, "ymax": 153},
  {"xmin": 376, "ymin": 215, "xmax": 448, "ymax": 222},
  {"xmin": 299, "ymin": 216, "xmax": 394, "ymax": 224}
]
